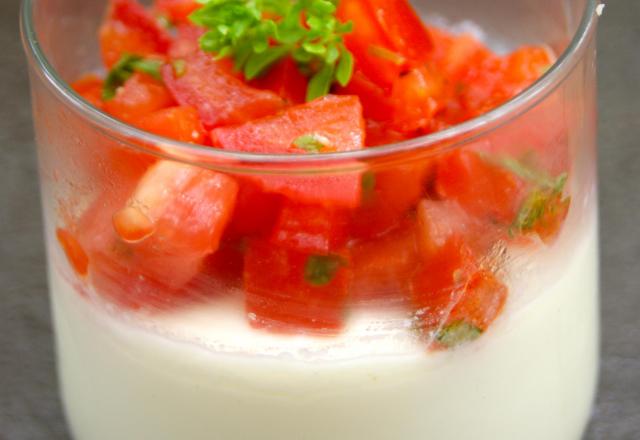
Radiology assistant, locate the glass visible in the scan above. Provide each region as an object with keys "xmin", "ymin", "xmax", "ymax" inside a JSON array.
[{"xmin": 22, "ymin": 0, "xmax": 601, "ymax": 439}]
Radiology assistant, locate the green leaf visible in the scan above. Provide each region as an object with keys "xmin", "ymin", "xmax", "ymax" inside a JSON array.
[
  {"xmin": 304, "ymin": 255, "xmax": 344, "ymax": 286},
  {"xmin": 191, "ymin": 0, "xmax": 355, "ymax": 100},
  {"xmin": 172, "ymin": 59, "xmax": 187, "ymax": 77},
  {"xmin": 306, "ymin": 63, "xmax": 335, "ymax": 101},
  {"xmin": 436, "ymin": 321, "xmax": 482, "ymax": 348},
  {"xmin": 361, "ymin": 171, "xmax": 376, "ymax": 200},
  {"xmin": 244, "ymin": 46, "xmax": 289, "ymax": 79},
  {"xmin": 102, "ymin": 54, "xmax": 163, "ymax": 101},
  {"xmin": 335, "ymin": 49, "xmax": 354, "ymax": 86},
  {"xmin": 292, "ymin": 133, "xmax": 331, "ymax": 153},
  {"xmin": 131, "ymin": 58, "xmax": 163, "ymax": 80}
]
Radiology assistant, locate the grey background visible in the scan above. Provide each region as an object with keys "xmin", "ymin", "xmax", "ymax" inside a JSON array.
[{"xmin": 1, "ymin": 0, "xmax": 638, "ymax": 438}]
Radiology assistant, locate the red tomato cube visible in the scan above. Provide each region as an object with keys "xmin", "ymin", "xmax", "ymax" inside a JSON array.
[
  {"xmin": 100, "ymin": 0, "xmax": 170, "ymax": 68},
  {"xmin": 103, "ymin": 73, "xmax": 175, "ymax": 124},
  {"xmin": 270, "ymin": 203, "xmax": 348, "ymax": 255},
  {"xmin": 211, "ymin": 95, "xmax": 366, "ymax": 207},
  {"xmin": 162, "ymin": 52, "xmax": 284, "ymax": 129},
  {"xmin": 435, "ymin": 150, "xmax": 526, "ymax": 225},
  {"xmin": 244, "ymin": 241, "xmax": 350, "ymax": 334},
  {"xmin": 134, "ymin": 105, "xmax": 207, "ymax": 144}
]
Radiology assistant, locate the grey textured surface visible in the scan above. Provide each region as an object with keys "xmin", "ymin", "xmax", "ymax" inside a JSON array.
[{"xmin": 1, "ymin": 0, "xmax": 638, "ymax": 439}]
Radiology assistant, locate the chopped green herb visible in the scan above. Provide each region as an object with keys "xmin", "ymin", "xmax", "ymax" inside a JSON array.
[
  {"xmin": 102, "ymin": 54, "xmax": 164, "ymax": 100},
  {"xmin": 292, "ymin": 133, "xmax": 331, "ymax": 153},
  {"xmin": 436, "ymin": 321, "xmax": 482, "ymax": 348},
  {"xmin": 511, "ymin": 186, "xmax": 570, "ymax": 236},
  {"xmin": 156, "ymin": 14, "xmax": 174, "ymax": 29},
  {"xmin": 368, "ymin": 45, "xmax": 406, "ymax": 66},
  {"xmin": 304, "ymin": 255, "xmax": 344, "ymax": 286},
  {"xmin": 172, "ymin": 59, "xmax": 187, "ymax": 77},
  {"xmin": 189, "ymin": 0, "xmax": 355, "ymax": 101},
  {"xmin": 361, "ymin": 171, "xmax": 376, "ymax": 199}
]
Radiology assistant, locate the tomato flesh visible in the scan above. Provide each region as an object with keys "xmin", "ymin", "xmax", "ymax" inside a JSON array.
[
  {"xmin": 104, "ymin": 73, "xmax": 175, "ymax": 124},
  {"xmin": 435, "ymin": 150, "xmax": 526, "ymax": 225},
  {"xmin": 270, "ymin": 203, "xmax": 348, "ymax": 255},
  {"xmin": 134, "ymin": 105, "xmax": 207, "ymax": 143},
  {"xmin": 212, "ymin": 95, "xmax": 366, "ymax": 207},
  {"xmin": 100, "ymin": 0, "xmax": 170, "ymax": 68},
  {"xmin": 154, "ymin": 0, "xmax": 201, "ymax": 24},
  {"xmin": 244, "ymin": 240, "xmax": 350, "ymax": 333},
  {"xmin": 71, "ymin": 75, "xmax": 104, "ymax": 109},
  {"xmin": 162, "ymin": 52, "xmax": 284, "ymax": 129}
]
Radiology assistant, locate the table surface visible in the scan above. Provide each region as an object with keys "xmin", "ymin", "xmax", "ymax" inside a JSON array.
[{"xmin": 1, "ymin": 1, "xmax": 639, "ymax": 439}]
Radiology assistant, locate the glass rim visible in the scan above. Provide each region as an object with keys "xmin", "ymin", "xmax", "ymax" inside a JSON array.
[{"xmin": 20, "ymin": 0, "xmax": 601, "ymax": 167}]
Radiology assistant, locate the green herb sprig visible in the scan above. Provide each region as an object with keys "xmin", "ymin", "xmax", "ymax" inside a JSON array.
[
  {"xmin": 189, "ymin": 0, "xmax": 354, "ymax": 101},
  {"xmin": 304, "ymin": 255, "xmax": 344, "ymax": 286},
  {"xmin": 435, "ymin": 321, "xmax": 483, "ymax": 348},
  {"xmin": 490, "ymin": 153, "xmax": 570, "ymax": 236},
  {"xmin": 102, "ymin": 54, "xmax": 164, "ymax": 100}
]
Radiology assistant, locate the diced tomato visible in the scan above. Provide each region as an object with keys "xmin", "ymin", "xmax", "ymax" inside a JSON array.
[
  {"xmin": 449, "ymin": 270, "xmax": 507, "ymax": 330},
  {"xmin": 416, "ymin": 198, "xmax": 498, "ymax": 258},
  {"xmin": 366, "ymin": 0, "xmax": 433, "ymax": 63},
  {"xmin": 103, "ymin": 73, "xmax": 175, "ymax": 124},
  {"xmin": 168, "ymin": 24, "xmax": 204, "ymax": 58},
  {"xmin": 337, "ymin": 0, "xmax": 405, "ymax": 88},
  {"xmin": 162, "ymin": 52, "xmax": 284, "ymax": 129},
  {"xmin": 244, "ymin": 240, "xmax": 350, "ymax": 333},
  {"xmin": 336, "ymin": 70, "xmax": 394, "ymax": 122},
  {"xmin": 211, "ymin": 95, "xmax": 366, "ymax": 207},
  {"xmin": 111, "ymin": 161, "xmax": 238, "ymax": 288},
  {"xmin": 71, "ymin": 75, "xmax": 104, "ymax": 109},
  {"xmin": 350, "ymin": 223, "xmax": 418, "ymax": 305},
  {"xmin": 56, "ymin": 228, "xmax": 89, "ymax": 277},
  {"xmin": 338, "ymin": 0, "xmax": 432, "ymax": 89},
  {"xmin": 351, "ymin": 160, "xmax": 432, "ymax": 239},
  {"xmin": 249, "ymin": 57, "xmax": 308, "ymax": 105},
  {"xmin": 364, "ymin": 119, "xmax": 408, "ymax": 146},
  {"xmin": 411, "ymin": 238, "xmax": 477, "ymax": 328},
  {"xmin": 195, "ymin": 239, "xmax": 245, "ymax": 288},
  {"xmin": 134, "ymin": 106, "xmax": 207, "ymax": 143},
  {"xmin": 226, "ymin": 180, "xmax": 283, "ymax": 239},
  {"xmin": 211, "ymin": 95, "xmax": 364, "ymax": 154},
  {"xmin": 270, "ymin": 203, "xmax": 347, "ymax": 255},
  {"xmin": 390, "ymin": 67, "xmax": 444, "ymax": 133},
  {"xmin": 154, "ymin": 0, "xmax": 201, "ymax": 24},
  {"xmin": 502, "ymin": 46, "xmax": 554, "ymax": 95},
  {"xmin": 435, "ymin": 150, "xmax": 526, "ymax": 224},
  {"xmin": 100, "ymin": 0, "xmax": 170, "ymax": 68}
]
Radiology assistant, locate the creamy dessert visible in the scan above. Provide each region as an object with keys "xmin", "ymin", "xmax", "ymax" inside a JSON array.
[{"xmin": 41, "ymin": 0, "xmax": 599, "ymax": 438}]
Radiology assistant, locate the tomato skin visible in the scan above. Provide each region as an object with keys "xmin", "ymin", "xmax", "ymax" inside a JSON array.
[
  {"xmin": 337, "ymin": 0, "xmax": 404, "ymax": 88},
  {"xmin": 435, "ymin": 150, "xmax": 526, "ymax": 225},
  {"xmin": 134, "ymin": 106, "xmax": 207, "ymax": 143},
  {"xmin": 211, "ymin": 95, "xmax": 366, "ymax": 207},
  {"xmin": 249, "ymin": 57, "xmax": 308, "ymax": 105},
  {"xmin": 154, "ymin": 0, "xmax": 201, "ymax": 24},
  {"xmin": 112, "ymin": 161, "xmax": 238, "ymax": 286},
  {"xmin": 56, "ymin": 228, "xmax": 89, "ymax": 277},
  {"xmin": 71, "ymin": 75, "xmax": 105, "ymax": 109},
  {"xmin": 162, "ymin": 52, "xmax": 284, "ymax": 129},
  {"xmin": 338, "ymin": 0, "xmax": 432, "ymax": 89},
  {"xmin": 244, "ymin": 240, "xmax": 350, "ymax": 334},
  {"xmin": 270, "ymin": 203, "xmax": 348, "ymax": 255},
  {"xmin": 100, "ymin": 0, "xmax": 170, "ymax": 68},
  {"xmin": 367, "ymin": 0, "xmax": 433, "ymax": 63},
  {"xmin": 336, "ymin": 70, "xmax": 395, "ymax": 122},
  {"xmin": 103, "ymin": 73, "xmax": 176, "ymax": 124}
]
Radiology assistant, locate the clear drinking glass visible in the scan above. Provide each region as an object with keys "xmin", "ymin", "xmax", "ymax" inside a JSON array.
[{"xmin": 22, "ymin": 0, "xmax": 601, "ymax": 439}]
